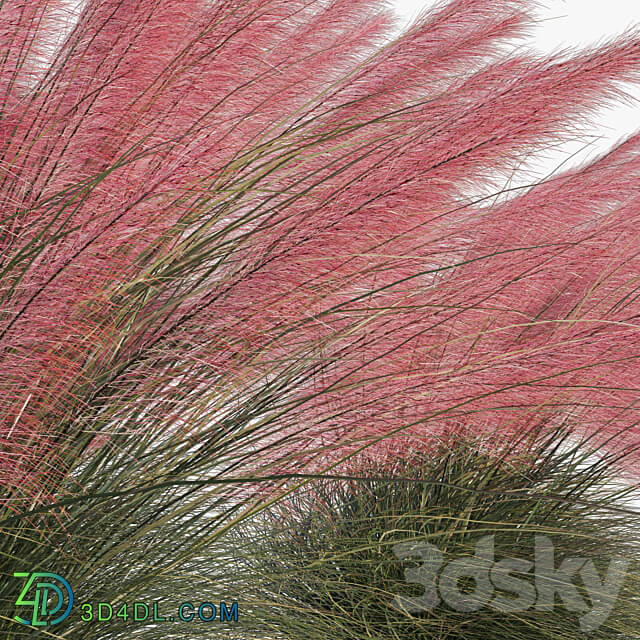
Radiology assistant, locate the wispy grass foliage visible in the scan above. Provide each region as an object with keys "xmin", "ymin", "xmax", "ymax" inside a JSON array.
[
  {"xmin": 228, "ymin": 429, "xmax": 640, "ymax": 639},
  {"xmin": 1, "ymin": 0, "xmax": 640, "ymax": 637}
]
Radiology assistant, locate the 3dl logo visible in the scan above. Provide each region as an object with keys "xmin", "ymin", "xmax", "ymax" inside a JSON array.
[{"xmin": 13, "ymin": 572, "xmax": 74, "ymax": 626}]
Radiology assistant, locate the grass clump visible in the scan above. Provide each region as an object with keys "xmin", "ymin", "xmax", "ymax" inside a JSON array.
[{"xmin": 228, "ymin": 430, "xmax": 640, "ymax": 639}]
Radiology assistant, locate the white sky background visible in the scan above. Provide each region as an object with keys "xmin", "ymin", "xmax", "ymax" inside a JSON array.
[{"xmin": 391, "ymin": 0, "xmax": 640, "ymax": 175}]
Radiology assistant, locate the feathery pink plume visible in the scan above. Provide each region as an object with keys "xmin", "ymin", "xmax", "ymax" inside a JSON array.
[{"xmin": 1, "ymin": 0, "xmax": 640, "ymax": 506}]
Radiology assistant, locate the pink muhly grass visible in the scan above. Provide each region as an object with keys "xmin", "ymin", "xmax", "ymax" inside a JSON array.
[{"xmin": 1, "ymin": 0, "xmax": 640, "ymax": 512}]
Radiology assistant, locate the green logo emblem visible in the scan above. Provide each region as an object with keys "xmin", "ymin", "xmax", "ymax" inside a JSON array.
[{"xmin": 13, "ymin": 572, "xmax": 74, "ymax": 626}]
